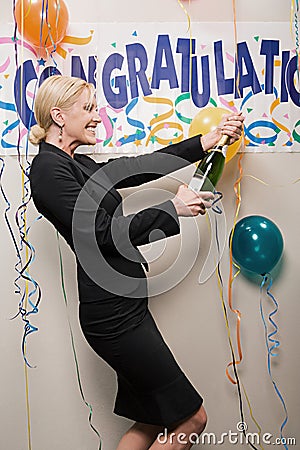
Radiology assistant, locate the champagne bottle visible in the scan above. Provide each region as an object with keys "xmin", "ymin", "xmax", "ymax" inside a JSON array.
[{"xmin": 189, "ymin": 134, "xmax": 229, "ymax": 192}]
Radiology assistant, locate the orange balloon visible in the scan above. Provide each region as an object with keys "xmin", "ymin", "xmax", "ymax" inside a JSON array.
[
  {"xmin": 14, "ymin": 0, "xmax": 69, "ymax": 57},
  {"xmin": 189, "ymin": 107, "xmax": 242, "ymax": 163}
]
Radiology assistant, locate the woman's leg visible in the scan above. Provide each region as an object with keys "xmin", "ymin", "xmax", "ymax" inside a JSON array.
[
  {"xmin": 116, "ymin": 422, "xmax": 164, "ymax": 450},
  {"xmin": 149, "ymin": 405, "xmax": 207, "ymax": 450},
  {"xmin": 117, "ymin": 405, "xmax": 207, "ymax": 450}
]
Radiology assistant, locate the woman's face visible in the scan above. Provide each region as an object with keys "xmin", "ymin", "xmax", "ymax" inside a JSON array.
[{"xmin": 61, "ymin": 88, "xmax": 101, "ymax": 147}]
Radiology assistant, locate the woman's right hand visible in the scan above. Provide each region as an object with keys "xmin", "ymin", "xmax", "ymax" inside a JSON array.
[{"xmin": 171, "ymin": 184, "xmax": 215, "ymax": 217}]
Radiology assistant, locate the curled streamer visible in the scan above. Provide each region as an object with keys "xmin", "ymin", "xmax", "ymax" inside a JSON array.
[
  {"xmin": 42, "ymin": 0, "xmax": 59, "ymax": 64},
  {"xmin": 244, "ymin": 120, "xmax": 279, "ymax": 145},
  {"xmin": 260, "ymin": 274, "xmax": 289, "ymax": 450},
  {"xmin": 0, "ymin": 56, "xmax": 10, "ymax": 73},
  {"xmin": 291, "ymin": 0, "xmax": 300, "ymax": 81},
  {"xmin": 57, "ymin": 31, "xmax": 94, "ymax": 59},
  {"xmin": 292, "ymin": 118, "xmax": 300, "ymax": 142},
  {"xmin": 213, "ymin": 211, "xmax": 261, "ymax": 450},
  {"xmin": 99, "ymin": 107, "xmax": 114, "ymax": 146},
  {"xmin": 12, "ymin": 24, "xmax": 42, "ymax": 368},
  {"xmin": 219, "ymin": 96, "xmax": 239, "ymax": 113},
  {"xmin": 0, "ymin": 36, "xmax": 37, "ymax": 57},
  {"xmin": 98, "ymin": 104, "xmax": 123, "ymax": 147},
  {"xmin": 115, "ymin": 97, "xmax": 146, "ymax": 147},
  {"xmin": 175, "ymin": 92, "xmax": 192, "ymax": 125},
  {"xmin": 270, "ymin": 98, "xmax": 293, "ymax": 146},
  {"xmin": 0, "ymin": 157, "xmax": 24, "ymax": 302},
  {"xmin": 226, "ymin": 153, "xmax": 244, "ymax": 384},
  {"xmin": 240, "ymin": 85, "xmax": 293, "ymax": 147},
  {"xmin": 144, "ymin": 96, "xmax": 184, "ymax": 146}
]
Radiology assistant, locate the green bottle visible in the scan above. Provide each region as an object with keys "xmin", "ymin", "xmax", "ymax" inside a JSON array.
[{"xmin": 189, "ymin": 134, "xmax": 228, "ymax": 192}]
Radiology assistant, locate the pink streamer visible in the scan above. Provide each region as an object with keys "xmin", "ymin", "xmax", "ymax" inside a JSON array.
[
  {"xmin": 0, "ymin": 37, "xmax": 37, "ymax": 57},
  {"xmin": 219, "ymin": 96, "xmax": 239, "ymax": 113},
  {"xmin": 0, "ymin": 56, "xmax": 10, "ymax": 73}
]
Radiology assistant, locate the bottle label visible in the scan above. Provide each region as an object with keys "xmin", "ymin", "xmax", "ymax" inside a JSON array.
[
  {"xmin": 189, "ymin": 174, "xmax": 205, "ymax": 192},
  {"xmin": 222, "ymin": 145, "xmax": 228, "ymax": 158}
]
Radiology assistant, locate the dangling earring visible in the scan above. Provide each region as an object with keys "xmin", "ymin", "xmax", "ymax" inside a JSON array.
[{"xmin": 59, "ymin": 125, "xmax": 63, "ymax": 142}]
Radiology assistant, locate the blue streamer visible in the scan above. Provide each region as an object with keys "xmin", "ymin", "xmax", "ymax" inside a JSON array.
[
  {"xmin": 0, "ymin": 156, "xmax": 42, "ymax": 367},
  {"xmin": 0, "ymin": 100, "xmax": 16, "ymax": 112},
  {"xmin": 260, "ymin": 274, "xmax": 289, "ymax": 449},
  {"xmin": 43, "ymin": 0, "xmax": 59, "ymax": 67},
  {"xmin": 211, "ymin": 190, "xmax": 223, "ymax": 214},
  {"xmin": 116, "ymin": 98, "xmax": 146, "ymax": 146},
  {"xmin": 8, "ymin": 27, "xmax": 42, "ymax": 367}
]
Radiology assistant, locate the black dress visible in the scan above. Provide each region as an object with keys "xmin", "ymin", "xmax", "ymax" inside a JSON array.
[{"xmin": 29, "ymin": 137, "xmax": 205, "ymax": 427}]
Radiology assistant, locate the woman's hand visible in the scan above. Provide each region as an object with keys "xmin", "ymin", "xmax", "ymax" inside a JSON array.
[
  {"xmin": 171, "ymin": 184, "xmax": 215, "ymax": 217},
  {"xmin": 200, "ymin": 111, "xmax": 245, "ymax": 152}
]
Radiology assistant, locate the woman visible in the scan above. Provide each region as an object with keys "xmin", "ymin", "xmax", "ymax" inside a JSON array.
[{"xmin": 29, "ymin": 75, "xmax": 244, "ymax": 449}]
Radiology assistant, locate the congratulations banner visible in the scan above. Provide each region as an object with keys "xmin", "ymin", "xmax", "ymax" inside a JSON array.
[{"xmin": 0, "ymin": 22, "xmax": 298, "ymax": 155}]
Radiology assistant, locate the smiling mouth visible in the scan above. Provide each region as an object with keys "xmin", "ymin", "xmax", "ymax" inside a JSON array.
[{"xmin": 86, "ymin": 126, "xmax": 96, "ymax": 134}]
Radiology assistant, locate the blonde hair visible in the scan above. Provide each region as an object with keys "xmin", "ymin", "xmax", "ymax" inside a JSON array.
[{"xmin": 29, "ymin": 75, "xmax": 95, "ymax": 145}]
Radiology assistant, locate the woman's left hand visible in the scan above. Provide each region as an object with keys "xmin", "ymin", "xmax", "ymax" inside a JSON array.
[{"xmin": 201, "ymin": 111, "xmax": 245, "ymax": 152}]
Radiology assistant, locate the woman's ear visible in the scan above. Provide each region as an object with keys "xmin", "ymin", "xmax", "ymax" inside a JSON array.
[{"xmin": 50, "ymin": 107, "xmax": 64, "ymax": 127}]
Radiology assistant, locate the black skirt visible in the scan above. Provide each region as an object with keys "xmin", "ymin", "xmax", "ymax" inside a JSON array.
[{"xmin": 79, "ymin": 295, "xmax": 203, "ymax": 427}]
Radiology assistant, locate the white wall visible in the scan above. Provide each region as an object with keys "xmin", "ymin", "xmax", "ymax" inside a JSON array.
[{"xmin": 1, "ymin": 1, "xmax": 299, "ymax": 450}]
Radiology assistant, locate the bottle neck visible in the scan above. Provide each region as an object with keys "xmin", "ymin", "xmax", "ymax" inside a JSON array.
[
  {"xmin": 209, "ymin": 144, "xmax": 227, "ymax": 158},
  {"xmin": 221, "ymin": 145, "xmax": 228, "ymax": 158},
  {"xmin": 216, "ymin": 134, "xmax": 229, "ymax": 147}
]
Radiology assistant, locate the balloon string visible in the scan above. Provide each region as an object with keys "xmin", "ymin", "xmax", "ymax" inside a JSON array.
[
  {"xmin": 240, "ymin": 173, "xmax": 300, "ymax": 188},
  {"xmin": 177, "ymin": 0, "xmax": 192, "ymax": 92},
  {"xmin": 1, "ymin": 158, "xmax": 42, "ymax": 450},
  {"xmin": 20, "ymin": 155, "xmax": 34, "ymax": 450},
  {"xmin": 227, "ymin": 152, "xmax": 244, "ymax": 383},
  {"xmin": 211, "ymin": 190, "xmax": 223, "ymax": 214},
  {"xmin": 40, "ymin": 0, "xmax": 45, "ymax": 50},
  {"xmin": 12, "ymin": 7, "xmax": 42, "ymax": 448},
  {"xmin": 41, "ymin": 0, "xmax": 58, "ymax": 64},
  {"xmin": 214, "ymin": 220, "xmax": 261, "ymax": 450},
  {"xmin": 17, "ymin": 3, "xmax": 33, "ymax": 449},
  {"xmin": 291, "ymin": 0, "xmax": 300, "ymax": 84},
  {"xmin": 13, "ymin": 5, "xmax": 41, "ymax": 368},
  {"xmin": 24, "ymin": 358, "xmax": 32, "ymax": 450},
  {"xmin": 177, "ymin": 0, "xmax": 191, "ymax": 33},
  {"xmin": 56, "ymin": 232, "xmax": 102, "ymax": 450},
  {"xmin": 260, "ymin": 274, "xmax": 289, "ymax": 449},
  {"xmin": 232, "ymin": 0, "xmax": 241, "ymax": 98},
  {"xmin": 240, "ymin": 383, "xmax": 265, "ymax": 450}
]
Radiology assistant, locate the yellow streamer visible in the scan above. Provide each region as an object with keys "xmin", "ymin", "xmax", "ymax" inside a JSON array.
[
  {"xmin": 177, "ymin": 0, "xmax": 191, "ymax": 32},
  {"xmin": 242, "ymin": 173, "xmax": 300, "ymax": 187},
  {"xmin": 232, "ymin": 0, "xmax": 241, "ymax": 98},
  {"xmin": 55, "ymin": 45, "xmax": 67, "ymax": 58},
  {"xmin": 210, "ymin": 150, "xmax": 264, "ymax": 448},
  {"xmin": 144, "ymin": 96, "xmax": 184, "ymax": 145},
  {"xmin": 241, "ymin": 383, "xmax": 264, "ymax": 450},
  {"xmin": 60, "ymin": 32, "xmax": 94, "ymax": 45},
  {"xmin": 19, "ymin": 2, "xmax": 32, "ymax": 447},
  {"xmin": 227, "ymin": 0, "xmax": 244, "ymax": 379},
  {"xmin": 215, "ymin": 267, "xmax": 264, "ymax": 450},
  {"xmin": 24, "ymin": 0, "xmax": 32, "ymax": 19},
  {"xmin": 177, "ymin": 0, "xmax": 192, "ymax": 90},
  {"xmin": 22, "ymin": 162, "xmax": 32, "ymax": 450},
  {"xmin": 227, "ymin": 153, "xmax": 244, "ymax": 384},
  {"xmin": 270, "ymin": 98, "xmax": 293, "ymax": 144},
  {"xmin": 57, "ymin": 32, "xmax": 94, "ymax": 59}
]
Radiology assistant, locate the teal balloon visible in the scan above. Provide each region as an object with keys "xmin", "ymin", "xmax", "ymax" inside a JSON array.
[{"xmin": 231, "ymin": 215, "xmax": 284, "ymax": 275}]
